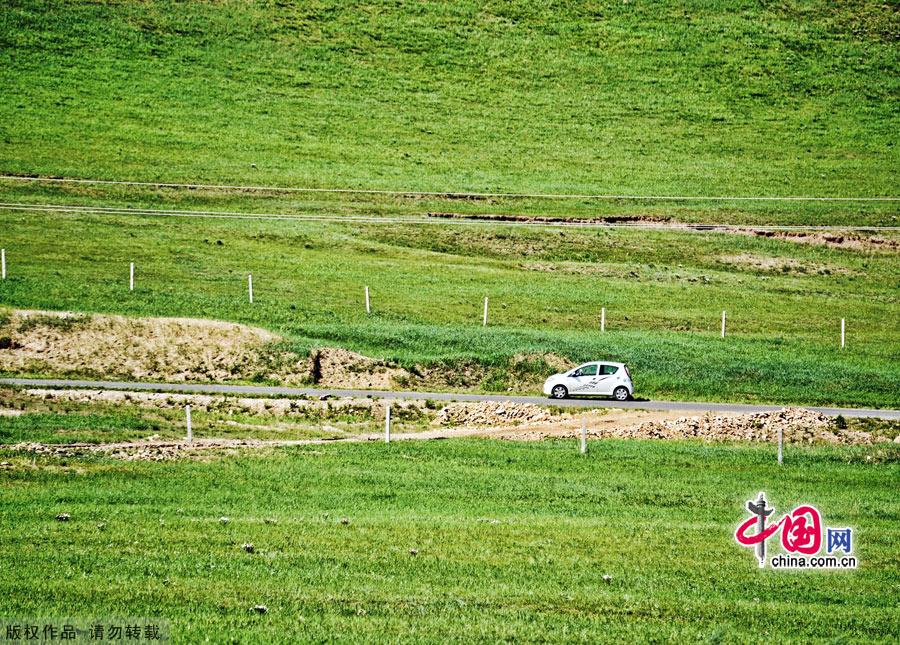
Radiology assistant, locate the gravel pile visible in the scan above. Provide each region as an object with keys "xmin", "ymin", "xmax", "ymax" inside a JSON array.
[
  {"xmin": 435, "ymin": 402, "xmax": 552, "ymax": 427},
  {"xmin": 621, "ymin": 408, "xmax": 876, "ymax": 444}
]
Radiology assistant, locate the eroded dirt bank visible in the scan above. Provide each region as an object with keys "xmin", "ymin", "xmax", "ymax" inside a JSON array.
[
  {"xmin": 0, "ymin": 309, "xmax": 567, "ymax": 392},
  {"xmin": 0, "ymin": 309, "xmax": 286, "ymax": 382}
]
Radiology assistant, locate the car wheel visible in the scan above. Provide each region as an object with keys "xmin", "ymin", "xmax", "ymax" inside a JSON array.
[
  {"xmin": 550, "ymin": 384, "xmax": 568, "ymax": 399},
  {"xmin": 613, "ymin": 386, "xmax": 630, "ymax": 401}
]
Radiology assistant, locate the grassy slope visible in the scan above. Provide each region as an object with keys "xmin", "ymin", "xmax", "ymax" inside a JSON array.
[
  {"xmin": 0, "ymin": 1, "xmax": 897, "ymax": 207},
  {"xmin": 0, "ymin": 210, "xmax": 897, "ymax": 406},
  {"xmin": 1, "ymin": 440, "xmax": 898, "ymax": 642}
]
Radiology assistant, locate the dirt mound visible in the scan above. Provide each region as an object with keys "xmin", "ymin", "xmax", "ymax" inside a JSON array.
[
  {"xmin": 619, "ymin": 408, "xmax": 876, "ymax": 444},
  {"xmin": 746, "ymin": 229, "xmax": 899, "ymax": 252},
  {"xmin": 434, "ymin": 401, "xmax": 553, "ymax": 427},
  {"xmin": 409, "ymin": 360, "xmax": 489, "ymax": 390},
  {"xmin": 0, "ymin": 309, "xmax": 282, "ymax": 382},
  {"xmin": 513, "ymin": 352, "xmax": 572, "ymax": 373},
  {"xmin": 0, "ymin": 310, "xmax": 414, "ymax": 388},
  {"xmin": 305, "ymin": 347, "xmax": 409, "ymax": 389},
  {"xmin": 0, "ymin": 308, "xmax": 573, "ymax": 394}
]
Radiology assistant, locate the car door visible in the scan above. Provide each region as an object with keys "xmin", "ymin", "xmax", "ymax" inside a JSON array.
[
  {"xmin": 567, "ymin": 363, "xmax": 599, "ymax": 394},
  {"xmin": 593, "ymin": 364, "xmax": 620, "ymax": 395}
]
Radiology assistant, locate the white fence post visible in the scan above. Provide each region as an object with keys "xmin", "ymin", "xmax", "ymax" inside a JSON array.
[
  {"xmin": 483, "ymin": 297, "xmax": 488, "ymax": 326},
  {"xmin": 1, "ymin": 248, "xmax": 5, "ymax": 280},
  {"xmin": 365, "ymin": 286, "xmax": 371, "ymax": 314},
  {"xmin": 385, "ymin": 403, "xmax": 391, "ymax": 443},
  {"xmin": 580, "ymin": 417, "xmax": 587, "ymax": 454},
  {"xmin": 248, "ymin": 274, "xmax": 253, "ymax": 303},
  {"xmin": 186, "ymin": 404, "xmax": 193, "ymax": 443},
  {"xmin": 721, "ymin": 310, "xmax": 726, "ymax": 338},
  {"xmin": 129, "ymin": 262, "xmax": 134, "ymax": 291},
  {"xmin": 601, "ymin": 307, "xmax": 606, "ymax": 332},
  {"xmin": 841, "ymin": 318, "xmax": 845, "ymax": 349}
]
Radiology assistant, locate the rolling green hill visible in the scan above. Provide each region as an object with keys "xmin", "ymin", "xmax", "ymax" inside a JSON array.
[{"xmin": 1, "ymin": 0, "xmax": 897, "ymax": 205}]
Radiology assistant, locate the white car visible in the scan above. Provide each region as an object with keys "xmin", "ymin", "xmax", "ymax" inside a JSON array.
[{"xmin": 543, "ymin": 361, "xmax": 633, "ymax": 401}]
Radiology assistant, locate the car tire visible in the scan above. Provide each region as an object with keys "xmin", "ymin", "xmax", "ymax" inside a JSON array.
[
  {"xmin": 550, "ymin": 384, "xmax": 568, "ymax": 399},
  {"xmin": 613, "ymin": 386, "xmax": 630, "ymax": 402}
]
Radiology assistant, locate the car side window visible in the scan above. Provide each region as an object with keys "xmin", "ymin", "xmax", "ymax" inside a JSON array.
[
  {"xmin": 601, "ymin": 365, "xmax": 619, "ymax": 375},
  {"xmin": 575, "ymin": 364, "xmax": 598, "ymax": 377}
]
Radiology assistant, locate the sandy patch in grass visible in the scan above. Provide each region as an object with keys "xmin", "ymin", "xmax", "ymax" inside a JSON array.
[{"xmin": 718, "ymin": 253, "xmax": 848, "ymax": 275}]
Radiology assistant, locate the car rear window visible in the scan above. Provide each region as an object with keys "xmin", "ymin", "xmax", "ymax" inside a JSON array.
[{"xmin": 601, "ymin": 365, "xmax": 619, "ymax": 375}]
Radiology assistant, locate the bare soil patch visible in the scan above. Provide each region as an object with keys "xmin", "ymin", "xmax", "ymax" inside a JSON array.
[
  {"xmin": 0, "ymin": 309, "xmax": 286, "ymax": 382},
  {"xmin": 0, "ymin": 310, "xmax": 405, "ymax": 388},
  {"xmin": 744, "ymin": 229, "xmax": 899, "ymax": 252},
  {"xmin": 427, "ymin": 212, "xmax": 671, "ymax": 225},
  {"xmin": 718, "ymin": 253, "xmax": 849, "ymax": 276},
  {"xmin": 305, "ymin": 347, "xmax": 408, "ymax": 389}
]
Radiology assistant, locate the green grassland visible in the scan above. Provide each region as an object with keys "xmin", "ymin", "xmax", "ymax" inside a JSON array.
[
  {"xmin": 1, "ymin": 208, "xmax": 898, "ymax": 406},
  {"xmin": 2, "ymin": 3, "xmax": 899, "ymax": 643},
  {"xmin": 1, "ymin": 1, "xmax": 898, "ymax": 213},
  {"xmin": 1, "ymin": 439, "xmax": 897, "ymax": 642}
]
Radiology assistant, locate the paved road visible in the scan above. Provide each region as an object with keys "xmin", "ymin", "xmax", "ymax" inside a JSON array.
[{"xmin": 2, "ymin": 378, "xmax": 898, "ymax": 420}]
